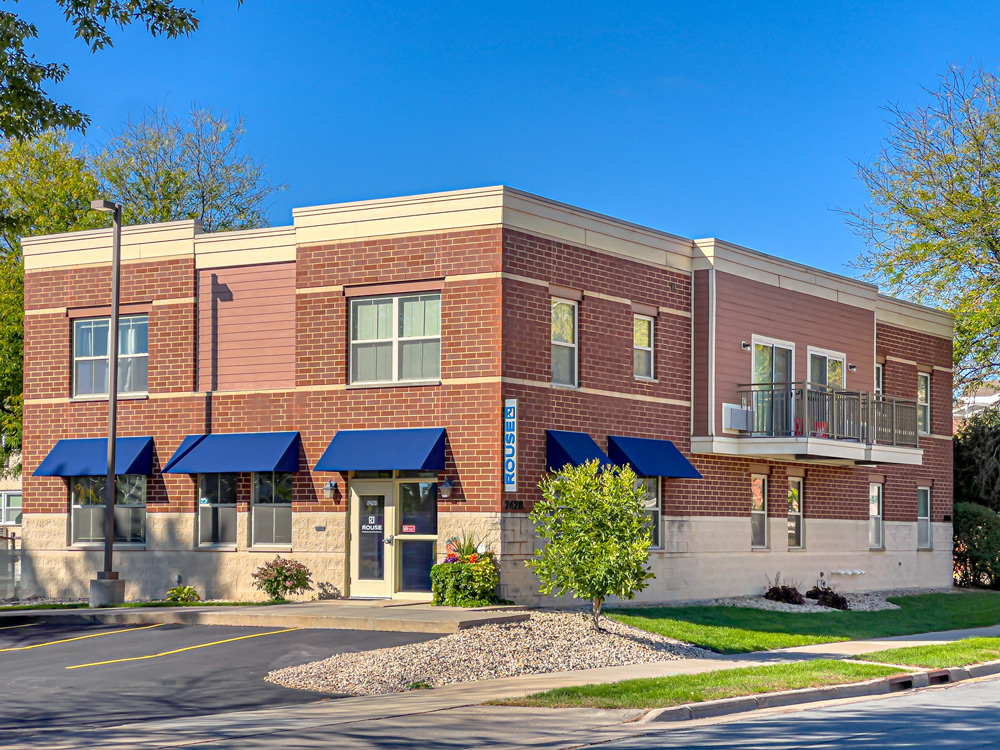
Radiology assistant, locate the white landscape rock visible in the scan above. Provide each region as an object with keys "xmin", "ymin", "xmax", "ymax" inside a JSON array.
[{"xmin": 266, "ymin": 610, "xmax": 710, "ymax": 696}]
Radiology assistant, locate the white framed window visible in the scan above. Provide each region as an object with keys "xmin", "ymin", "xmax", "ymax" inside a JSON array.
[
  {"xmin": 874, "ymin": 363, "xmax": 884, "ymax": 396},
  {"xmin": 551, "ymin": 298, "xmax": 578, "ymax": 387},
  {"xmin": 917, "ymin": 372, "xmax": 931, "ymax": 434},
  {"xmin": 751, "ymin": 474, "xmax": 768, "ymax": 548},
  {"xmin": 808, "ymin": 347, "xmax": 846, "ymax": 389},
  {"xmin": 70, "ymin": 475, "xmax": 146, "ymax": 544},
  {"xmin": 199, "ymin": 473, "xmax": 238, "ymax": 545},
  {"xmin": 638, "ymin": 476, "xmax": 661, "ymax": 549},
  {"xmin": 73, "ymin": 315, "xmax": 149, "ymax": 397},
  {"xmin": 869, "ymin": 483, "xmax": 884, "ymax": 549},
  {"xmin": 917, "ymin": 486, "xmax": 931, "ymax": 550},
  {"xmin": 0, "ymin": 492, "xmax": 21, "ymax": 525},
  {"xmin": 633, "ymin": 315, "xmax": 654, "ymax": 380},
  {"xmin": 787, "ymin": 477, "xmax": 803, "ymax": 548},
  {"xmin": 349, "ymin": 294, "xmax": 441, "ymax": 385},
  {"xmin": 252, "ymin": 471, "xmax": 293, "ymax": 546}
]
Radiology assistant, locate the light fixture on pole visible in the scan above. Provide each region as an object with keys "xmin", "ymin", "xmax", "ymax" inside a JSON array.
[{"xmin": 89, "ymin": 199, "xmax": 126, "ymax": 608}]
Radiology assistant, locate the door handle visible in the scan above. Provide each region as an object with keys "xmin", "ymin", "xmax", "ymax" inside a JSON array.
[{"xmin": 384, "ymin": 535, "xmax": 395, "ymax": 545}]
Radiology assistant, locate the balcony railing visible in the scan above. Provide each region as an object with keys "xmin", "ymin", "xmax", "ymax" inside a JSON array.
[{"xmin": 736, "ymin": 381, "xmax": 918, "ymax": 448}]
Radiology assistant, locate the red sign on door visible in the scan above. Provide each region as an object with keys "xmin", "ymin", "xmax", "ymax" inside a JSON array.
[{"xmin": 402, "ymin": 524, "xmax": 416, "ymax": 533}]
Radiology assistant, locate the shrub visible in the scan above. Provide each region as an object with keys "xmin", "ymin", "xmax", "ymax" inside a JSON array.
[
  {"xmin": 763, "ymin": 572, "xmax": 805, "ymax": 605},
  {"xmin": 528, "ymin": 459, "xmax": 653, "ymax": 629},
  {"xmin": 164, "ymin": 585, "xmax": 201, "ymax": 603},
  {"xmin": 954, "ymin": 502, "xmax": 1000, "ymax": 588},
  {"xmin": 431, "ymin": 541, "xmax": 499, "ymax": 607},
  {"xmin": 805, "ymin": 586, "xmax": 849, "ymax": 610},
  {"xmin": 252, "ymin": 556, "xmax": 313, "ymax": 602}
]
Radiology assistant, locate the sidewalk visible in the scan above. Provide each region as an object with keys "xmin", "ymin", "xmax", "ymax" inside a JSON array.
[
  {"xmin": 0, "ymin": 599, "xmax": 529, "ymax": 634},
  {"xmin": 12, "ymin": 621, "xmax": 1000, "ymax": 750}
]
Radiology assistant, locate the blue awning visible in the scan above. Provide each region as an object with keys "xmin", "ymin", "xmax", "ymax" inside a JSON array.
[
  {"xmin": 607, "ymin": 435, "xmax": 702, "ymax": 479},
  {"xmin": 315, "ymin": 428, "xmax": 446, "ymax": 472},
  {"xmin": 162, "ymin": 432, "xmax": 300, "ymax": 473},
  {"xmin": 34, "ymin": 437, "xmax": 155, "ymax": 477},
  {"xmin": 546, "ymin": 430, "xmax": 611, "ymax": 472}
]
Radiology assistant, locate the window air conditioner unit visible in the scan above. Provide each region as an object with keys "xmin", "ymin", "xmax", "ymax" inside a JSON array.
[{"xmin": 723, "ymin": 403, "xmax": 752, "ymax": 432}]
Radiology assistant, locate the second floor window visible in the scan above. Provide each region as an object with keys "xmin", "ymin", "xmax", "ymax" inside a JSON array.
[
  {"xmin": 917, "ymin": 372, "xmax": 931, "ymax": 434},
  {"xmin": 350, "ymin": 294, "xmax": 441, "ymax": 384},
  {"xmin": 551, "ymin": 298, "xmax": 578, "ymax": 387},
  {"xmin": 73, "ymin": 315, "xmax": 149, "ymax": 397},
  {"xmin": 633, "ymin": 316, "xmax": 654, "ymax": 380}
]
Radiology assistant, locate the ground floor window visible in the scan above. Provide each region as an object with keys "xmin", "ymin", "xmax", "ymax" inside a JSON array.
[
  {"xmin": 70, "ymin": 475, "xmax": 146, "ymax": 544},
  {"xmin": 751, "ymin": 474, "xmax": 768, "ymax": 548},
  {"xmin": 787, "ymin": 478, "xmax": 803, "ymax": 548},
  {"xmin": 252, "ymin": 471, "xmax": 293, "ymax": 546},
  {"xmin": 1, "ymin": 491, "xmax": 20, "ymax": 525},
  {"xmin": 638, "ymin": 476, "xmax": 661, "ymax": 549},
  {"xmin": 199, "ymin": 473, "xmax": 238, "ymax": 545},
  {"xmin": 917, "ymin": 486, "xmax": 931, "ymax": 549},
  {"xmin": 869, "ymin": 483, "xmax": 884, "ymax": 549}
]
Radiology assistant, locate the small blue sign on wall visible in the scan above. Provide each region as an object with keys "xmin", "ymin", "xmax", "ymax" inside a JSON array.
[{"xmin": 503, "ymin": 398, "xmax": 517, "ymax": 492}]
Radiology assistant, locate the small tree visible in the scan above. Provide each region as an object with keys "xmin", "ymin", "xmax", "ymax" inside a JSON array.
[
  {"xmin": 527, "ymin": 459, "xmax": 653, "ymax": 629},
  {"xmin": 955, "ymin": 403, "xmax": 1000, "ymax": 512}
]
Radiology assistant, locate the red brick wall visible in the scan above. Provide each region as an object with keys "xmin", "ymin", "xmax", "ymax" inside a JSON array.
[{"xmin": 23, "ymin": 229, "xmax": 506, "ymax": 522}]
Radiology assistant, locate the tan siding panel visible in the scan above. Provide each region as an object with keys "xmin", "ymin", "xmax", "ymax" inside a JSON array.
[
  {"xmin": 692, "ymin": 270, "xmax": 710, "ymax": 436},
  {"xmin": 713, "ymin": 271, "xmax": 875, "ymax": 434},
  {"xmin": 198, "ymin": 262, "xmax": 296, "ymax": 391}
]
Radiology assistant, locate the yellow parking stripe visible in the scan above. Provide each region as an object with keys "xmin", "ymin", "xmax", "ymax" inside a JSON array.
[
  {"xmin": 66, "ymin": 627, "xmax": 300, "ymax": 669},
  {"xmin": 0, "ymin": 623, "xmax": 163, "ymax": 652},
  {"xmin": 0, "ymin": 623, "xmax": 36, "ymax": 632}
]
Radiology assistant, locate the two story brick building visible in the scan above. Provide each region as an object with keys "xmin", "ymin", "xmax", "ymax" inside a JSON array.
[{"xmin": 20, "ymin": 187, "xmax": 954, "ymax": 602}]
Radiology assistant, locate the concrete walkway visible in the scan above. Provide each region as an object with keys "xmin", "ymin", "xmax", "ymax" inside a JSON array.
[
  {"xmin": 0, "ymin": 599, "xmax": 529, "ymax": 633},
  {"xmin": 11, "ymin": 621, "xmax": 1000, "ymax": 750}
]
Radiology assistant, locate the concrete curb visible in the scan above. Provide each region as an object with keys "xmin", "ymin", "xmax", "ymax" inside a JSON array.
[
  {"xmin": 0, "ymin": 606, "xmax": 531, "ymax": 634},
  {"xmin": 639, "ymin": 662, "xmax": 1000, "ymax": 723}
]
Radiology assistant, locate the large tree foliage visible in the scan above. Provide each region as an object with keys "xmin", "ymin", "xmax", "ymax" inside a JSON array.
[
  {"xmin": 528, "ymin": 460, "xmax": 653, "ymax": 628},
  {"xmin": 955, "ymin": 404, "xmax": 1000, "ymax": 513},
  {"xmin": 0, "ymin": 132, "xmax": 103, "ymax": 475},
  {"xmin": 96, "ymin": 106, "xmax": 284, "ymax": 232},
  {"xmin": 1, "ymin": 1, "xmax": 203, "ymax": 140},
  {"xmin": 0, "ymin": 109, "xmax": 282, "ymax": 476},
  {"xmin": 846, "ymin": 65, "xmax": 1000, "ymax": 392}
]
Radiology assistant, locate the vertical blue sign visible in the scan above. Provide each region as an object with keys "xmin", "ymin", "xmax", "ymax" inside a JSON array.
[{"xmin": 503, "ymin": 398, "xmax": 517, "ymax": 492}]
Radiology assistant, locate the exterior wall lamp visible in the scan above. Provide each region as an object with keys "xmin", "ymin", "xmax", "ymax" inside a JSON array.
[
  {"xmin": 323, "ymin": 480, "xmax": 337, "ymax": 500},
  {"xmin": 439, "ymin": 478, "xmax": 454, "ymax": 499},
  {"xmin": 741, "ymin": 341, "xmax": 751, "ymax": 350},
  {"xmin": 848, "ymin": 363, "xmax": 857, "ymax": 372}
]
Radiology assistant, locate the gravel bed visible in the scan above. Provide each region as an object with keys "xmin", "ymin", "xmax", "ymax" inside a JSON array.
[
  {"xmin": 1, "ymin": 597, "xmax": 87, "ymax": 606},
  {"xmin": 645, "ymin": 587, "xmax": 956, "ymax": 614},
  {"xmin": 266, "ymin": 610, "xmax": 710, "ymax": 696}
]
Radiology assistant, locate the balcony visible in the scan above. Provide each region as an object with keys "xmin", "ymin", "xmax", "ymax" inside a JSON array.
[{"xmin": 691, "ymin": 382, "xmax": 923, "ymax": 466}]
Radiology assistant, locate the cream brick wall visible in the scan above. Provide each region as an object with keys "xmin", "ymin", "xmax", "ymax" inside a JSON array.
[
  {"xmin": 497, "ymin": 514, "xmax": 954, "ymax": 605},
  {"xmin": 19, "ymin": 512, "xmax": 347, "ymax": 601}
]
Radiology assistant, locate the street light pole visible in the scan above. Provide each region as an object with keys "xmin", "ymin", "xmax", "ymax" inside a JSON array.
[{"xmin": 89, "ymin": 199, "xmax": 125, "ymax": 607}]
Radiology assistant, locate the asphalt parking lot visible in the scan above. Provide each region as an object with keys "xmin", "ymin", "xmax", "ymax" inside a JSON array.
[{"xmin": 0, "ymin": 620, "xmax": 438, "ymax": 735}]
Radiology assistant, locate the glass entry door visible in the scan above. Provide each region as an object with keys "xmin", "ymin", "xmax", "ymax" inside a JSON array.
[
  {"xmin": 349, "ymin": 482, "xmax": 394, "ymax": 598},
  {"xmin": 752, "ymin": 342, "xmax": 793, "ymax": 436},
  {"xmin": 349, "ymin": 477, "xmax": 439, "ymax": 599}
]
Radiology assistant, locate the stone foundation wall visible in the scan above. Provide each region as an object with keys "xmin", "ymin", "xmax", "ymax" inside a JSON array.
[
  {"xmin": 497, "ymin": 514, "xmax": 954, "ymax": 605},
  {"xmin": 18, "ymin": 512, "xmax": 347, "ymax": 601}
]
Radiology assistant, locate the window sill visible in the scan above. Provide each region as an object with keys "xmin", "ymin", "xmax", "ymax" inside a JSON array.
[
  {"xmin": 70, "ymin": 543, "xmax": 145, "ymax": 551},
  {"xmin": 250, "ymin": 545, "xmax": 292, "ymax": 552},
  {"xmin": 551, "ymin": 383, "xmax": 581, "ymax": 391},
  {"xmin": 196, "ymin": 544, "xmax": 237, "ymax": 552},
  {"xmin": 917, "ymin": 547, "xmax": 934, "ymax": 552},
  {"xmin": 869, "ymin": 547, "xmax": 885, "ymax": 552},
  {"xmin": 70, "ymin": 393, "xmax": 149, "ymax": 403},
  {"xmin": 346, "ymin": 380, "xmax": 441, "ymax": 390},
  {"xmin": 634, "ymin": 377, "xmax": 659, "ymax": 384},
  {"xmin": 751, "ymin": 546, "xmax": 770, "ymax": 552}
]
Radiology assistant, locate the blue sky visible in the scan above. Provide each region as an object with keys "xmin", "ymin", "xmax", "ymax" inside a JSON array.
[{"xmin": 22, "ymin": 1, "xmax": 1000, "ymax": 275}]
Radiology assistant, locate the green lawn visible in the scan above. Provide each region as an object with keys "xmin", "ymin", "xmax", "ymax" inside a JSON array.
[
  {"xmin": 497, "ymin": 660, "xmax": 902, "ymax": 709},
  {"xmin": 608, "ymin": 591, "xmax": 1000, "ymax": 654},
  {"xmin": 855, "ymin": 637, "xmax": 1000, "ymax": 668}
]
